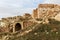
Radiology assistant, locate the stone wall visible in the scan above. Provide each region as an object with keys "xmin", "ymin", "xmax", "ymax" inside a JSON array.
[
  {"xmin": 32, "ymin": 8, "xmax": 38, "ymax": 19},
  {"xmin": 33, "ymin": 4, "xmax": 60, "ymax": 21},
  {"xmin": 0, "ymin": 13, "xmax": 34, "ymax": 33},
  {"xmin": 38, "ymin": 4, "xmax": 60, "ymax": 8},
  {"xmin": 23, "ymin": 21, "xmax": 34, "ymax": 28}
]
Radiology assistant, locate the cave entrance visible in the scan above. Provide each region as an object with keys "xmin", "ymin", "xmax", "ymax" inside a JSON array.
[{"xmin": 15, "ymin": 23, "xmax": 21, "ymax": 31}]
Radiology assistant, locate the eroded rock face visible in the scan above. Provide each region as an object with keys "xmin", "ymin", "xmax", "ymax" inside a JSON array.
[
  {"xmin": 32, "ymin": 4, "xmax": 60, "ymax": 21},
  {"xmin": 38, "ymin": 4, "xmax": 54, "ymax": 8},
  {"xmin": 0, "ymin": 13, "xmax": 34, "ymax": 32},
  {"xmin": 55, "ymin": 13, "xmax": 60, "ymax": 21}
]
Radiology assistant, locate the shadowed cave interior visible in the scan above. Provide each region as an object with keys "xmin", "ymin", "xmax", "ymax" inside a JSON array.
[{"xmin": 15, "ymin": 23, "xmax": 21, "ymax": 31}]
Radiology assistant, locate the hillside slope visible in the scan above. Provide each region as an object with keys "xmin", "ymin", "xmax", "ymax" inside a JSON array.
[{"xmin": 9, "ymin": 19, "xmax": 60, "ymax": 40}]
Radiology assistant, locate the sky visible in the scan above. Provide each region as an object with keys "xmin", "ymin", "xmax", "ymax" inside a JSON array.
[
  {"xmin": 0, "ymin": 0, "xmax": 60, "ymax": 18},
  {"xmin": 44, "ymin": 0, "xmax": 60, "ymax": 4},
  {"xmin": 0, "ymin": 0, "xmax": 43, "ymax": 18}
]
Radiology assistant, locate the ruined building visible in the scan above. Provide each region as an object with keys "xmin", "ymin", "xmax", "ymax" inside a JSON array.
[
  {"xmin": 32, "ymin": 4, "xmax": 60, "ymax": 21},
  {"xmin": 0, "ymin": 4, "xmax": 60, "ymax": 33},
  {"xmin": 0, "ymin": 13, "xmax": 34, "ymax": 33}
]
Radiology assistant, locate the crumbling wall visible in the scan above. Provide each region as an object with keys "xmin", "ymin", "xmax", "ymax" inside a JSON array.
[
  {"xmin": 32, "ymin": 8, "xmax": 38, "ymax": 19},
  {"xmin": 33, "ymin": 4, "xmax": 60, "ymax": 21},
  {"xmin": 23, "ymin": 21, "xmax": 34, "ymax": 28}
]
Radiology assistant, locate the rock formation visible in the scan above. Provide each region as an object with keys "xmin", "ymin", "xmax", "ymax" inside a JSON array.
[{"xmin": 32, "ymin": 4, "xmax": 60, "ymax": 22}]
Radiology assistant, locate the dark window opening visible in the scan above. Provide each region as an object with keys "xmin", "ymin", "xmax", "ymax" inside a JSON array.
[{"xmin": 15, "ymin": 23, "xmax": 21, "ymax": 31}]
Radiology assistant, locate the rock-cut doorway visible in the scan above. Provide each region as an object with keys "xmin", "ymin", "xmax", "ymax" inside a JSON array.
[{"xmin": 15, "ymin": 23, "xmax": 21, "ymax": 31}]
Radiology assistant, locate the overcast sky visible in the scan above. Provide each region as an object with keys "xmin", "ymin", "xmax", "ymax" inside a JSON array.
[
  {"xmin": 0, "ymin": 0, "xmax": 60, "ymax": 18},
  {"xmin": 0, "ymin": 0, "xmax": 43, "ymax": 18},
  {"xmin": 44, "ymin": 0, "xmax": 60, "ymax": 4}
]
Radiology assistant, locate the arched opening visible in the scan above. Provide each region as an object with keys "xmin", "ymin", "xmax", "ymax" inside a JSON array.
[{"xmin": 15, "ymin": 23, "xmax": 21, "ymax": 31}]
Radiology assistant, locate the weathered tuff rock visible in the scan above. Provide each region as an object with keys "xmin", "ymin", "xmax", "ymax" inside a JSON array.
[
  {"xmin": 0, "ymin": 4, "xmax": 60, "ymax": 33},
  {"xmin": 0, "ymin": 13, "xmax": 34, "ymax": 33},
  {"xmin": 32, "ymin": 4, "xmax": 60, "ymax": 22}
]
